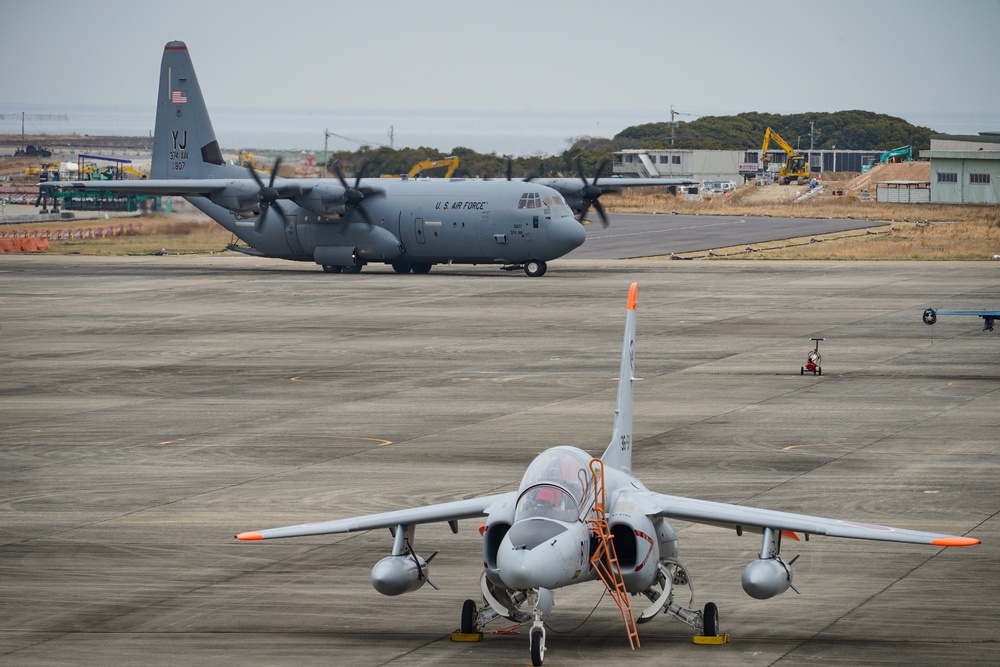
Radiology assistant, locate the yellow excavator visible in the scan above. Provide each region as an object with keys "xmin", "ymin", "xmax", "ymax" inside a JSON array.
[
  {"xmin": 407, "ymin": 156, "xmax": 459, "ymax": 179},
  {"xmin": 760, "ymin": 128, "xmax": 809, "ymax": 185},
  {"xmin": 237, "ymin": 150, "xmax": 257, "ymax": 169}
]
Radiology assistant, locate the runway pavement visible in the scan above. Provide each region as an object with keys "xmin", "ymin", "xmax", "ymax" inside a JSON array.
[
  {"xmin": 572, "ymin": 213, "xmax": 889, "ymax": 259},
  {"xmin": 1, "ymin": 255, "xmax": 997, "ymax": 666}
]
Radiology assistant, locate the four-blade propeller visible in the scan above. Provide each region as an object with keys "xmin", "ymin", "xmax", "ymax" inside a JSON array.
[
  {"xmin": 248, "ymin": 157, "xmax": 294, "ymax": 232},
  {"xmin": 575, "ymin": 157, "xmax": 613, "ymax": 228},
  {"xmin": 333, "ymin": 159, "xmax": 380, "ymax": 227}
]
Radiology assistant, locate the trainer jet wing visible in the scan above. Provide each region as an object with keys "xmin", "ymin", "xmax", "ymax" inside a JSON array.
[
  {"xmin": 237, "ymin": 282, "xmax": 978, "ymax": 666},
  {"xmin": 923, "ymin": 308, "xmax": 1000, "ymax": 331},
  {"xmin": 236, "ymin": 493, "xmax": 513, "ymax": 541},
  {"xmin": 635, "ymin": 491, "xmax": 978, "ymax": 546}
]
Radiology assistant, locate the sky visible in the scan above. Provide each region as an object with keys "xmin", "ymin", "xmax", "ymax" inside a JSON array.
[{"xmin": 2, "ymin": 0, "xmax": 999, "ymax": 153}]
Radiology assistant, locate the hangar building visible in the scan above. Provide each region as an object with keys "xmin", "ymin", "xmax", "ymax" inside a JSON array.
[{"xmin": 920, "ymin": 133, "xmax": 1000, "ymax": 204}]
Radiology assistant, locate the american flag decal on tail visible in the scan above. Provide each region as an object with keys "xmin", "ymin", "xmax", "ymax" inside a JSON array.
[{"xmin": 171, "ymin": 90, "xmax": 187, "ymax": 104}]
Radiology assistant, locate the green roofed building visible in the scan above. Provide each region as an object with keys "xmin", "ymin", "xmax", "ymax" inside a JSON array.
[{"xmin": 921, "ymin": 132, "xmax": 1000, "ymax": 204}]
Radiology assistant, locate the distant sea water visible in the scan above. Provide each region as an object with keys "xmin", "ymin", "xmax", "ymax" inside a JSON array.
[
  {"xmin": 3, "ymin": 103, "xmax": 998, "ymax": 156},
  {"xmin": 1, "ymin": 103, "xmax": 670, "ymax": 156}
]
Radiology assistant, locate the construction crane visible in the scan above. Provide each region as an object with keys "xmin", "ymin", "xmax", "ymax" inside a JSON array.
[
  {"xmin": 760, "ymin": 127, "xmax": 809, "ymax": 185},
  {"xmin": 408, "ymin": 156, "xmax": 459, "ymax": 179}
]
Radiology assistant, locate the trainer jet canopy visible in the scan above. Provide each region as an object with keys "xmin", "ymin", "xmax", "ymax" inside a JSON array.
[
  {"xmin": 237, "ymin": 282, "xmax": 979, "ymax": 666},
  {"xmin": 37, "ymin": 41, "xmax": 696, "ymax": 277}
]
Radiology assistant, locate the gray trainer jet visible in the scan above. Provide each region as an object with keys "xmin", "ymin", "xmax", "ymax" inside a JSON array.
[
  {"xmin": 38, "ymin": 41, "xmax": 695, "ymax": 276},
  {"xmin": 237, "ymin": 282, "xmax": 979, "ymax": 666}
]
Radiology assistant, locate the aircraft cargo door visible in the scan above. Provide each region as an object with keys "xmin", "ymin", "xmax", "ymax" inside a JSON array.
[
  {"xmin": 410, "ymin": 213, "xmax": 483, "ymax": 260},
  {"xmin": 282, "ymin": 210, "xmax": 304, "ymax": 256}
]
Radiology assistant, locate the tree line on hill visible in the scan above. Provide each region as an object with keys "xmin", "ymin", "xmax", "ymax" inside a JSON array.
[{"xmin": 327, "ymin": 110, "xmax": 935, "ymax": 179}]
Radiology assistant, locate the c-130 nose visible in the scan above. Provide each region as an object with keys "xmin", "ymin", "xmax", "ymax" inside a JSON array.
[{"xmin": 546, "ymin": 217, "xmax": 587, "ymax": 257}]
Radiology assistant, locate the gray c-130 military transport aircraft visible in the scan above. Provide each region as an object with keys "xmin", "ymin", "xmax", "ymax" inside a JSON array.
[
  {"xmin": 38, "ymin": 41, "xmax": 696, "ymax": 277},
  {"xmin": 236, "ymin": 282, "xmax": 979, "ymax": 666}
]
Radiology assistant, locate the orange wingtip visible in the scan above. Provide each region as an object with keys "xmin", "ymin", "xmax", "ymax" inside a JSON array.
[
  {"xmin": 236, "ymin": 532, "xmax": 263, "ymax": 541},
  {"xmin": 627, "ymin": 282, "xmax": 638, "ymax": 311},
  {"xmin": 931, "ymin": 537, "xmax": 980, "ymax": 547}
]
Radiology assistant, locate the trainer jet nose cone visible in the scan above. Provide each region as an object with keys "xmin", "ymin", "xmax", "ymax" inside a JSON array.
[
  {"xmin": 496, "ymin": 526, "xmax": 572, "ymax": 590},
  {"xmin": 497, "ymin": 544, "xmax": 565, "ymax": 590},
  {"xmin": 547, "ymin": 216, "xmax": 587, "ymax": 256}
]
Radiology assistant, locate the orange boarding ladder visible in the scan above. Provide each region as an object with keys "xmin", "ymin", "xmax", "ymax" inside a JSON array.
[{"xmin": 588, "ymin": 458, "xmax": 640, "ymax": 649}]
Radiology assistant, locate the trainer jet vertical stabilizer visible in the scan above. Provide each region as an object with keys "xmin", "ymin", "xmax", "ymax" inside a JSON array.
[
  {"xmin": 37, "ymin": 41, "xmax": 695, "ymax": 277},
  {"xmin": 236, "ymin": 282, "xmax": 979, "ymax": 666}
]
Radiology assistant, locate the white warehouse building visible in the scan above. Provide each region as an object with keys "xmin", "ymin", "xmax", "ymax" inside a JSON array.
[
  {"xmin": 613, "ymin": 149, "xmax": 745, "ymax": 183},
  {"xmin": 613, "ymin": 148, "xmax": 883, "ymax": 184}
]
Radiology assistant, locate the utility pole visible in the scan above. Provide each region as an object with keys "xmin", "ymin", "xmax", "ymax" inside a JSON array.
[
  {"xmin": 668, "ymin": 105, "xmax": 697, "ymax": 146},
  {"xmin": 323, "ymin": 128, "xmax": 332, "ymax": 176},
  {"xmin": 0, "ymin": 112, "xmax": 69, "ymax": 152},
  {"xmin": 809, "ymin": 121, "xmax": 821, "ymax": 150}
]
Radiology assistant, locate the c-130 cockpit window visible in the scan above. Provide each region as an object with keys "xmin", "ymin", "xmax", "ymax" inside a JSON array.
[{"xmin": 517, "ymin": 192, "xmax": 567, "ymax": 209}]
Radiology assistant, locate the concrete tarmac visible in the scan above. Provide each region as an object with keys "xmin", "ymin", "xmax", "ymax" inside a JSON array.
[
  {"xmin": 572, "ymin": 213, "xmax": 889, "ymax": 259},
  {"xmin": 1, "ymin": 255, "xmax": 997, "ymax": 666}
]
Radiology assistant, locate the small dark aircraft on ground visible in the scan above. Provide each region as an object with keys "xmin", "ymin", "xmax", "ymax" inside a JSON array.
[
  {"xmin": 923, "ymin": 308, "xmax": 1000, "ymax": 332},
  {"xmin": 38, "ymin": 41, "xmax": 696, "ymax": 276},
  {"xmin": 237, "ymin": 283, "xmax": 978, "ymax": 666}
]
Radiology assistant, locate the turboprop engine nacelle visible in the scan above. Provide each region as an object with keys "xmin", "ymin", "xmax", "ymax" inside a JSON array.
[
  {"xmin": 206, "ymin": 181, "xmax": 264, "ymax": 217},
  {"xmin": 293, "ymin": 183, "xmax": 348, "ymax": 218},
  {"xmin": 370, "ymin": 555, "xmax": 430, "ymax": 596},
  {"xmin": 741, "ymin": 557, "xmax": 793, "ymax": 600}
]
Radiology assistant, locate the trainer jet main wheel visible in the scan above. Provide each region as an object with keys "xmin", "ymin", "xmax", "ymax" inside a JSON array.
[
  {"xmin": 460, "ymin": 599, "xmax": 478, "ymax": 634},
  {"xmin": 524, "ymin": 260, "xmax": 547, "ymax": 277},
  {"xmin": 703, "ymin": 601, "xmax": 719, "ymax": 637}
]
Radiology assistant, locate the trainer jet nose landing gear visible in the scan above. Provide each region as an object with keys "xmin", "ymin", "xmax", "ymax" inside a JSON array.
[{"xmin": 800, "ymin": 338, "xmax": 824, "ymax": 376}]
